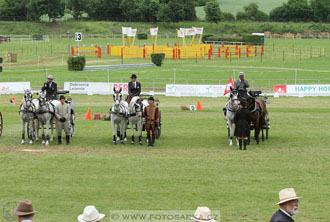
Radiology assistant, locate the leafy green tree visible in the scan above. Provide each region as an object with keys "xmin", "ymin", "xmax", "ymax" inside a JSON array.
[
  {"xmin": 311, "ymin": 0, "xmax": 330, "ymax": 22},
  {"xmin": 120, "ymin": 0, "xmax": 139, "ymax": 22},
  {"xmin": 269, "ymin": 5, "xmax": 288, "ymax": 22},
  {"xmin": 286, "ymin": 0, "xmax": 313, "ymax": 22},
  {"xmin": 223, "ymin": 12, "xmax": 235, "ymax": 21},
  {"xmin": 138, "ymin": 0, "xmax": 159, "ymax": 22},
  {"xmin": 70, "ymin": 0, "xmax": 88, "ymax": 20},
  {"xmin": 87, "ymin": 0, "xmax": 122, "ymax": 21},
  {"xmin": 0, "ymin": 0, "xmax": 29, "ymax": 21},
  {"xmin": 236, "ymin": 3, "xmax": 268, "ymax": 21},
  {"xmin": 204, "ymin": 0, "xmax": 223, "ymax": 23},
  {"xmin": 157, "ymin": 3, "xmax": 171, "ymax": 22},
  {"xmin": 183, "ymin": 0, "xmax": 197, "ymax": 21}
]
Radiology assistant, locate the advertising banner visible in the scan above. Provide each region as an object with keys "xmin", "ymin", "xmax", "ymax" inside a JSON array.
[
  {"xmin": 0, "ymin": 82, "xmax": 31, "ymax": 94},
  {"xmin": 166, "ymin": 84, "xmax": 226, "ymax": 97}
]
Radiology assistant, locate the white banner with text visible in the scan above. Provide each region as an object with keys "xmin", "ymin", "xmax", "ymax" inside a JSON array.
[
  {"xmin": 0, "ymin": 82, "xmax": 31, "ymax": 94},
  {"xmin": 166, "ymin": 84, "xmax": 226, "ymax": 97}
]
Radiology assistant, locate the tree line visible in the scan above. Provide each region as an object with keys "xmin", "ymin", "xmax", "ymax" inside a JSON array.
[{"xmin": 0, "ymin": 0, "xmax": 329, "ymax": 23}]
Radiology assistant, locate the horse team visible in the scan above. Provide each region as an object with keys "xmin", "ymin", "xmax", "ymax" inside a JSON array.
[{"xmin": 225, "ymin": 88, "xmax": 269, "ymax": 148}]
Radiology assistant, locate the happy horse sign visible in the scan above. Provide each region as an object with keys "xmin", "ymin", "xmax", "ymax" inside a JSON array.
[
  {"xmin": 274, "ymin": 84, "xmax": 330, "ymax": 96},
  {"xmin": 166, "ymin": 84, "xmax": 226, "ymax": 97}
]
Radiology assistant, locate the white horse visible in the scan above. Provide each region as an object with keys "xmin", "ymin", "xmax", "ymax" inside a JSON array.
[
  {"xmin": 110, "ymin": 88, "xmax": 128, "ymax": 145},
  {"xmin": 225, "ymin": 89, "xmax": 240, "ymax": 146},
  {"xmin": 127, "ymin": 96, "xmax": 145, "ymax": 145},
  {"xmin": 19, "ymin": 89, "xmax": 36, "ymax": 145},
  {"xmin": 33, "ymin": 91, "xmax": 60, "ymax": 146}
]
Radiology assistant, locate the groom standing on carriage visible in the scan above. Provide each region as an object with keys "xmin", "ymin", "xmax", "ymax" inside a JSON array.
[
  {"xmin": 234, "ymin": 72, "xmax": 249, "ymax": 101},
  {"xmin": 127, "ymin": 74, "xmax": 141, "ymax": 103}
]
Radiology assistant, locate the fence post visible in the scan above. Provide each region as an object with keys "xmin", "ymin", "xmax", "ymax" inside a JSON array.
[
  {"xmin": 294, "ymin": 69, "xmax": 297, "ymax": 85},
  {"xmin": 107, "ymin": 69, "xmax": 110, "ymax": 82}
]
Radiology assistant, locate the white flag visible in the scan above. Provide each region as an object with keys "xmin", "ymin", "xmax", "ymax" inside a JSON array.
[
  {"xmin": 193, "ymin": 27, "xmax": 203, "ymax": 35},
  {"xmin": 180, "ymin": 28, "xmax": 195, "ymax": 36},
  {"xmin": 127, "ymin": 28, "xmax": 137, "ymax": 37},
  {"xmin": 177, "ymin": 29, "xmax": 185, "ymax": 38},
  {"xmin": 150, "ymin": 27, "xmax": 158, "ymax": 36},
  {"xmin": 122, "ymin": 27, "xmax": 131, "ymax": 35}
]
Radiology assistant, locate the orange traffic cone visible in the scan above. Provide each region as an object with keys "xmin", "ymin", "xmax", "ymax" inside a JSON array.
[
  {"xmin": 84, "ymin": 108, "xmax": 91, "ymax": 120},
  {"xmin": 12, "ymin": 96, "xmax": 18, "ymax": 104},
  {"xmin": 197, "ymin": 100, "xmax": 203, "ymax": 111}
]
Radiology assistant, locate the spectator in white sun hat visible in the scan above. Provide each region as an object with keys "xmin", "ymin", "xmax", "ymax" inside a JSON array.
[
  {"xmin": 191, "ymin": 207, "xmax": 216, "ymax": 222},
  {"xmin": 78, "ymin": 206, "xmax": 105, "ymax": 222},
  {"xmin": 270, "ymin": 188, "xmax": 302, "ymax": 222}
]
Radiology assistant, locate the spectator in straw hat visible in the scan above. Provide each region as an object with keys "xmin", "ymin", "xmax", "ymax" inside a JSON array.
[
  {"xmin": 78, "ymin": 206, "xmax": 105, "ymax": 222},
  {"xmin": 191, "ymin": 207, "xmax": 216, "ymax": 222},
  {"xmin": 41, "ymin": 75, "xmax": 58, "ymax": 100},
  {"xmin": 12, "ymin": 200, "xmax": 37, "ymax": 222},
  {"xmin": 270, "ymin": 188, "xmax": 302, "ymax": 222}
]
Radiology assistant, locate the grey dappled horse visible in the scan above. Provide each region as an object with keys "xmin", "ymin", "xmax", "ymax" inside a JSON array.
[
  {"xmin": 110, "ymin": 88, "xmax": 128, "ymax": 144},
  {"xmin": 127, "ymin": 96, "xmax": 144, "ymax": 145},
  {"xmin": 19, "ymin": 89, "xmax": 36, "ymax": 145},
  {"xmin": 34, "ymin": 91, "xmax": 60, "ymax": 146},
  {"xmin": 225, "ymin": 89, "xmax": 240, "ymax": 146}
]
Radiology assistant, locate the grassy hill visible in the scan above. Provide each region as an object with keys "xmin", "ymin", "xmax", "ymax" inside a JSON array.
[{"xmin": 197, "ymin": 0, "xmax": 287, "ymax": 20}]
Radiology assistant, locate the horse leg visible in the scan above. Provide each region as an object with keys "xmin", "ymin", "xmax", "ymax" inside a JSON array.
[
  {"xmin": 228, "ymin": 120, "xmax": 233, "ymax": 146},
  {"xmin": 28, "ymin": 118, "xmax": 34, "ymax": 145},
  {"xmin": 21, "ymin": 116, "xmax": 25, "ymax": 144},
  {"xmin": 138, "ymin": 118, "xmax": 142, "ymax": 145},
  {"xmin": 40, "ymin": 120, "xmax": 45, "ymax": 145},
  {"xmin": 50, "ymin": 118, "xmax": 54, "ymax": 142},
  {"xmin": 34, "ymin": 118, "xmax": 39, "ymax": 141},
  {"xmin": 130, "ymin": 119, "xmax": 135, "ymax": 144},
  {"xmin": 45, "ymin": 120, "xmax": 50, "ymax": 146},
  {"xmin": 120, "ymin": 122, "xmax": 124, "ymax": 144},
  {"xmin": 255, "ymin": 118, "xmax": 260, "ymax": 145},
  {"xmin": 260, "ymin": 116, "xmax": 265, "ymax": 142},
  {"xmin": 111, "ymin": 120, "xmax": 117, "ymax": 145}
]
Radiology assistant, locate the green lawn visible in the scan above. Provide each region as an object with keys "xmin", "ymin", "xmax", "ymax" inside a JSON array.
[
  {"xmin": 0, "ymin": 36, "xmax": 330, "ymax": 221},
  {"xmin": 0, "ymin": 95, "xmax": 330, "ymax": 221}
]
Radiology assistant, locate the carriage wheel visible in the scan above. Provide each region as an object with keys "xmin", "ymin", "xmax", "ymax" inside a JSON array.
[
  {"xmin": 0, "ymin": 112, "xmax": 3, "ymax": 136},
  {"xmin": 156, "ymin": 111, "xmax": 161, "ymax": 139}
]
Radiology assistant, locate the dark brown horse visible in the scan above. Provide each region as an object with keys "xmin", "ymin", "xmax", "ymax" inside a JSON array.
[{"xmin": 246, "ymin": 93, "xmax": 268, "ymax": 144}]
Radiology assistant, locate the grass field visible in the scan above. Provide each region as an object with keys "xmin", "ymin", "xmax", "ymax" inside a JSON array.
[
  {"xmin": 0, "ymin": 36, "xmax": 330, "ymax": 221},
  {"xmin": 1, "ymin": 95, "xmax": 330, "ymax": 221}
]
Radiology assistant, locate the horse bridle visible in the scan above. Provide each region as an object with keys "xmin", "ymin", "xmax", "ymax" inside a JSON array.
[
  {"xmin": 20, "ymin": 91, "xmax": 36, "ymax": 114},
  {"xmin": 227, "ymin": 90, "xmax": 240, "ymax": 112},
  {"xmin": 111, "ymin": 91, "xmax": 126, "ymax": 116}
]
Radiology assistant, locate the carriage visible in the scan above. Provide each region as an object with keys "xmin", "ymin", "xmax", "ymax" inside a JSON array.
[
  {"xmin": 226, "ymin": 90, "xmax": 270, "ymax": 141},
  {"xmin": 0, "ymin": 111, "xmax": 3, "ymax": 136}
]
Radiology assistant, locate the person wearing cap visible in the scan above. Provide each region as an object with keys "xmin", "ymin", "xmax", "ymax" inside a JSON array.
[
  {"xmin": 270, "ymin": 188, "xmax": 301, "ymax": 222},
  {"xmin": 234, "ymin": 100, "xmax": 252, "ymax": 150},
  {"xmin": 143, "ymin": 96, "xmax": 159, "ymax": 147},
  {"xmin": 191, "ymin": 207, "xmax": 216, "ymax": 222},
  {"xmin": 55, "ymin": 95, "xmax": 71, "ymax": 145},
  {"xmin": 234, "ymin": 72, "xmax": 249, "ymax": 100},
  {"xmin": 127, "ymin": 74, "xmax": 141, "ymax": 103},
  {"xmin": 41, "ymin": 75, "xmax": 58, "ymax": 100},
  {"xmin": 78, "ymin": 206, "xmax": 105, "ymax": 222},
  {"xmin": 12, "ymin": 200, "xmax": 36, "ymax": 222}
]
